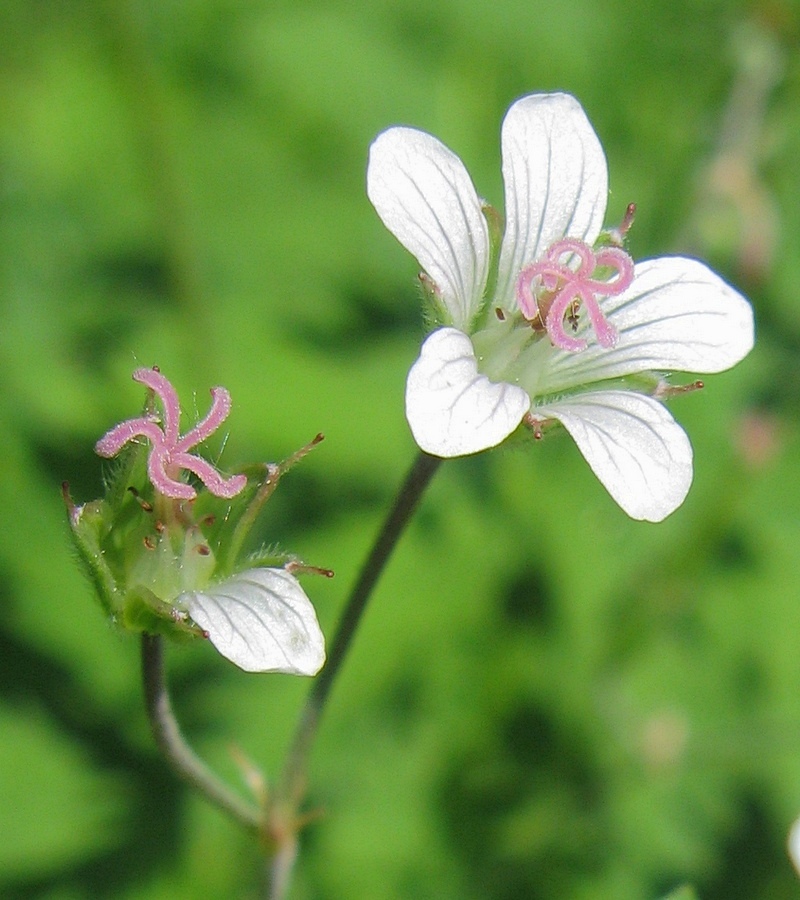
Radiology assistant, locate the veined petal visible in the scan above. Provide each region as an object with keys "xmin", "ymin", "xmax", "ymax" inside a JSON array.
[
  {"xmin": 406, "ymin": 327, "xmax": 530, "ymax": 457},
  {"xmin": 182, "ymin": 568, "xmax": 325, "ymax": 675},
  {"xmin": 367, "ymin": 126, "xmax": 489, "ymax": 331},
  {"xmin": 522, "ymin": 257, "xmax": 755, "ymax": 396},
  {"xmin": 496, "ymin": 93, "xmax": 608, "ymax": 307},
  {"xmin": 534, "ymin": 390, "xmax": 693, "ymax": 522}
]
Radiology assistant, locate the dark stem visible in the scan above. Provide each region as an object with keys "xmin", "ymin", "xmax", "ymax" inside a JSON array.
[
  {"xmin": 275, "ymin": 450, "xmax": 442, "ymax": 809},
  {"xmin": 141, "ymin": 633, "xmax": 261, "ymax": 832}
]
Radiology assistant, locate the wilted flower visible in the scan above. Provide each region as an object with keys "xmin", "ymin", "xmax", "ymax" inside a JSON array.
[
  {"xmin": 66, "ymin": 367, "xmax": 326, "ymax": 675},
  {"xmin": 367, "ymin": 92, "xmax": 754, "ymax": 521}
]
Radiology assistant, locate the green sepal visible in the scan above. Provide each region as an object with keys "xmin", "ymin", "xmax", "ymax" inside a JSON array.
[
  {"xmin": 63, "ymin": 491, "xmax": 122, "ymax": 618},
  {"xmin": 122, "ymin": 586, "xmax": 204, "ymax": 641}
]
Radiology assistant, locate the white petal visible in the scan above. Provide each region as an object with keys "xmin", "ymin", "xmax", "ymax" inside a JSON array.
[
  {"xmin": 496, "ymin": 93, "xmax": 608, "ymax": 307},
  {"xmin": 788, "ymin": 816, "xmax": 800, "ymax": 877},
  {"xmin": 406, "ymin": 327, "xmax": 530, "ymax": 457},
  {"xmin": 534, "ymin": 391, "xmax": 693, "ymax": 522},
  {"xmin": 529, "ymin": 257, "xmax": 755, "ymax": 395},
  {"xmin": 182, "ymin": 568, "xmax": 325, "ymax": 675},
  {"xmin": 367, "ymin": 126, "xmax": 489, "ymax": 331}
]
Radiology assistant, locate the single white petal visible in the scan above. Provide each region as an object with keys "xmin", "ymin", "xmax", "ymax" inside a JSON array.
[
  {"xmin": 534, "ymin": 391, "xmax": 693, "ymax": 522},
  {"xmin": 496, "ymin": 93, "xmax": 608, "ymax": 307},
  {"xmin": 522, "ymin": 257, "xmax": 755, "ymax": 397},
  {"xmin": 406, "ymin": 327, "xmax": 530, "ymax": 457},
  {"xmin": 367, "ymin": 126, "xmax": 489, "ymax": 330},
  {"xmin": 182, "ymin": 568, "xmax": 325, "ymax": 675}
]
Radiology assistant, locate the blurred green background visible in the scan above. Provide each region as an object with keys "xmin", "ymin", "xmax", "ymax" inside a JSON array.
[{"xmin": 1, "ymin": 0, "xmax": 798, "ymax": 897}]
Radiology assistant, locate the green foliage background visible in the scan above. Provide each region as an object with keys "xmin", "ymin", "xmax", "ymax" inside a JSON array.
[{"xmin": 1, "ymin": 0, "xmax": 798, "ymax": 897}]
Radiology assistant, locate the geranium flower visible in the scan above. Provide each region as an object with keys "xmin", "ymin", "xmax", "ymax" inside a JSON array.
[{"xmin": 367, "ymin": 92, "xmax": 754, "ymax": 521}]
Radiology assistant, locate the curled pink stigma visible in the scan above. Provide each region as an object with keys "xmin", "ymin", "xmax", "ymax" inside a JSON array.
[
  {"xmin": 515, "ymin": 238, "xmax": 634, "ymax": 352},
  {"xmin": 95, "ymin": 367, "xmax": 247, "ymax": 500}
]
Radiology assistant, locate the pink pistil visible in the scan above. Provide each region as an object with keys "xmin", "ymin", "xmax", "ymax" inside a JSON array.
[
  {"xmin": 515, "ymin": 238, "xmax": 634, "ymax": 352},
  {"xmin": 95, "ymin": 367, "xmax": 247, "ymax": 500}
]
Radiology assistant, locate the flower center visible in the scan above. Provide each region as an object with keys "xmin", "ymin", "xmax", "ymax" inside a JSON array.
[{"xmin": 514, "ymin": 238, "xmax": 634, "ymax": 352}]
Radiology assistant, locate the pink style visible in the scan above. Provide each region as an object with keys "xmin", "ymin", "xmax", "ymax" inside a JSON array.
[
  {"xmin": 515, "ymin": 238, "xmax": 634, "ymax": 353},
  {"xmin": 95, "ymin": 367, "xmax": 247, "ymax": 501}
]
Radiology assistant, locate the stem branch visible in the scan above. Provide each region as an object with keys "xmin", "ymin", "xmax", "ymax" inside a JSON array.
[{"xmin": 141, "ymin": 633, "xmax": 262, "ymax": 831}]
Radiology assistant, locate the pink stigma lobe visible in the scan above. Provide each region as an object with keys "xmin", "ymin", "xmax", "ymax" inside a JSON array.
[
  {"xmin": 95, "ymin": 367, "xmax": 247, "ymax": 500},
  {"xmin": 515, "ymin": 238, "xmax": 634, "ymax": 352}
]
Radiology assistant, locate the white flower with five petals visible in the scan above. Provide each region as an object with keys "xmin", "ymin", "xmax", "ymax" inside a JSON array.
[{"xmin": 367, "ymin": 92, "xmax": 754, "ymax": 521}]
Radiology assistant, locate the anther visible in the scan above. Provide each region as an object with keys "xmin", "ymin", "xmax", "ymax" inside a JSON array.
[
  {"xmin": 619, "ymin": 203, "xmax": 636, "ymax": 237},
  {"xmin": 654, "ymin": 379, "xmax": 705, "ymax": 399},
  {"xmin": 285, "ymin": 560, "xmax": 334, "ymax": 578},
  {"xmin": 523, "ymin": 412, "xmax": 548, "ymax": 440},
  {"xmin": 127, "ymin": 486, "xmax": 153, "ymax": 512}
]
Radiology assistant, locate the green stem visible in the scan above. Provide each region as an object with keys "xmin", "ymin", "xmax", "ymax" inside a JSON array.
[
  {"xmin": 141, "ymin": 633, "xmax": 262, "ymax": 832},
  {"xmin": 267, "ymin": 451, "xmax": 443, "ymax": 895}
]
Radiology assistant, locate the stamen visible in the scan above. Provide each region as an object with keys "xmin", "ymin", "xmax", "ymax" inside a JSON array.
[
  {"xmin": 523, "ymin": 412, "xmax": 555, "ymax": 440},
  {"xmin": 654, "ymin": 379, "xmax": 705, "ymax": 399},
  {"xmin": 127, "ymin": 486, "xmax": 154, "ymax": 513},
  {"xmin": 515, "ymin": 238, "xmax": 634, "ymax": 353},
  {"xmin": 285, "ymin": 560, "xmax": 335, "ymax": 578},
  {"xmin": 620, "ymin": 203, "xmax": 636, "ymax": 236}
]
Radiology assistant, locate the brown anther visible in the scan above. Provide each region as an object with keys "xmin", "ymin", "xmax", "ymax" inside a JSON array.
[
  {"xmin": 285, "ymin": 560, "xmax": 334, "ymax": 578},
  {"xmin": 566, "ymin": 299, "xmax": 581, "ymax": 332},
  {"xmin": 607, "ymin": 203, "xmax": 637, "ymax": 247},
  {"xmin": 675, "ymin": 380, "xmax": 704, "ymax": 395},
  {"xmin": 620, "ymin": 202, "xmax": 636, "ymax": 236},
  {"xmin": 523, "ymin": 411, "xmax": 555, "ymax": 440},
  {"xmin": 143, "ymin": 535, "xmax": 156, "ymax": 550},
  {"xmin": 523, "ymin": 413, "xmax": 543, "ymax": 440},
  {"xmin": 154, "ymin": 520, "xmax": 165, "ymax": 533},
  {"xmin": 196, "ymin": 544, "xmax": 211, "ymax": 556},
  {"xmin": 655, "ymin": 379, "xmax": 705, "ymax": 399},
  {"xmin": 200, "ymin": 514, "xmax": 216, "ymax": 527},
  {"xmin": 495, "ymin": 307, "xmax": 506, "ymax": 321},
  {"xmin": 528, "ymin": 313, "xmax": 546, "ymax": 333},
  {"xmin": 127, "ymin": 486, "xmax": 153, "ymax": 512}
]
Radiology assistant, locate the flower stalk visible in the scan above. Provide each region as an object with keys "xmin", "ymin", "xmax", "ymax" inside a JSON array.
[
  {"xmin": 141, "ymin": 633, "xmax": 261, "ymax": 831},
  {"xmin": 266, "ymin": 450, "xmax": 443, "ymax": 897}
]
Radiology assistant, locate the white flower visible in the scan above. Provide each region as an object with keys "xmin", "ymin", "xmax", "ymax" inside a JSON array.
[
  {"xmin": 367, "ymin": 92, "xmax": 754, "ymax": 522},
  {"xmin": 179, "ymin": 568, "xmax": 325, "ymax": 675}
]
